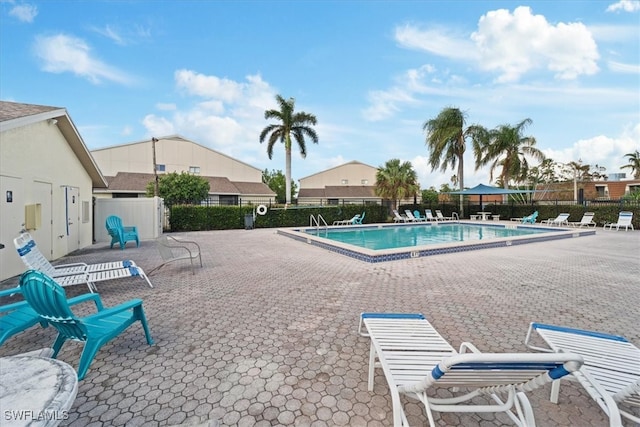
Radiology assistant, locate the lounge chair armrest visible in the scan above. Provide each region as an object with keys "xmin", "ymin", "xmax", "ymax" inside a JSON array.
[
  {"xmin": 523, "ymin": 322, "xmax": 554, "ymax": 352},
  {"xmin": 52, "ymin": 261, "xmax": 89, "ymax": 269},
  {"xmin": 459, "ymin": 341, "xmax": 482, "ymax": 354},
  {"xmin": 165, "ymin": 236, "xmax": 201, "ymax": 255},
  {"xmin": 85, "ymin": 298, "xmax": 143, "ymax": 320},
  {"xmin": 0, "ymin": 286, "xmax": 22, "ymax": 298},
  {"xmin": 123, "ymin": 225, "xmax": 138, "ymax": 232},
  {"xmin": 0, "ymin": 300, "xmax": 31, "ymax": 313},
  {"xmin": 66, "ymin": 293, "xmax": 104, "ymax": 311}
]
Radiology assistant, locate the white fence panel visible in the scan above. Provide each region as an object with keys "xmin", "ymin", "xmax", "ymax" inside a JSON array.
[{"xmin": 94, "ymin": 197, "xmax": 163, "ymax": 243}]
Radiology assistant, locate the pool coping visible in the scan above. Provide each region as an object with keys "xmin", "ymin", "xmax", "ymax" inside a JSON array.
[{"xmin": 276, "ymin": 221, "xmax": 597, "ymax": 263}]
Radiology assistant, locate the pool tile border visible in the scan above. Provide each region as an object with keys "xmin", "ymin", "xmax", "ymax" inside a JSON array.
[{"xmin": 277, "ymin": 222, "xmax": 597, "ymax": 263}]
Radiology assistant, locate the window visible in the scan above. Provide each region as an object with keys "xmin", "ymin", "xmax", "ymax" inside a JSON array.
[
  {"xmin": 595, "ymin": 185, "xmax": 608, "ymax": 198},
  {"xmin": 626, "ymin": 184, "xmax": 640, "ymax": 194},
  {"xmin": 189, "ymin": 166, "xmax": 200, "ymax": 174},
  {"xmin": 341, "ymin": 179, "xmax": 348, "ymax": 185},
  {"xmin": 82, "ymin": 201, "xmax": 90, "ymax": 223},
  {"xmin": 361, "ymin": 179, "xmax": 368, "ymax": 185},
  {"xmin": 156, "ymin": 164, "xmax": 165, "ymax": 172}
]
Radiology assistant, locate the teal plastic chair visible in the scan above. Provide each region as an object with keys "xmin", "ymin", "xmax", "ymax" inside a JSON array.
[
  {"xmin": 1, "ymin": 286, "xmax": 46, "ymax": 346},
  {"xmin": 1, "ymin": 286, "xmax": 100, "ymax": 347},
  {"xmin": 106, "ymin": 215, "xmax": 140, "ymax": 249},
  {"xmin": 19, "ymin": 270, "xmax": 154, "ymax": 380},
  {"xmin": 522, "ymin": 211, "xmax": 539, "ymax": 224},
  {"xmin": 354, "ymin": 211, "xmax": 366, "ymax": 224}
]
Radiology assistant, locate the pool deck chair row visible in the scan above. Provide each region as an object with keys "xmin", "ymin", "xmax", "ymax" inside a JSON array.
[
  {"xmin": 358, "ymin": 313, "xmax": 583, "ymax": 426},
  {"xmin": 14, "ymin": 232, "xmax": 152, "ymax": 293},
  {"xmin": 525, "ymin": 323, "xmax": 640, "ymax": 426}
]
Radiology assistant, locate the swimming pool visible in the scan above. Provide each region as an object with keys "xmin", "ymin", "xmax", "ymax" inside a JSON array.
[{"xmin": 277, "ymin": 221, "xmax": 596, "ymax": 262}]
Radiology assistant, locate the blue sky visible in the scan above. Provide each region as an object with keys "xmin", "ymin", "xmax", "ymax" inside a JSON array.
[{"xmin": 2, "ymin": 0, "xmax": 639, "ymax": 189}]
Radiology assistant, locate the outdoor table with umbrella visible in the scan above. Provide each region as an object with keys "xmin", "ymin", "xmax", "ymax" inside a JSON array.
[{"xmin": 447, "ymin": 184, "xmax": 536, "ymax": 218}]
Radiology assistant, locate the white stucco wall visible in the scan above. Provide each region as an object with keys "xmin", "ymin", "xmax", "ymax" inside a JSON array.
[
  {"xmin": 0, "ymin": 121, "xmax": 94, "ymax": 280},
  {"xmin": 299, "ymin": 162, "xmax": 378, "ymax": 188},
  {"xmin": 92, "ymin": 137, "xmax": 262, "ymax": 182}
]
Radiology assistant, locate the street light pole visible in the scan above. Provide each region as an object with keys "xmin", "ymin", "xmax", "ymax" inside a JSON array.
[{"xmin": 152, "ymin": 137, "xmax": 159, "ymax": 197}]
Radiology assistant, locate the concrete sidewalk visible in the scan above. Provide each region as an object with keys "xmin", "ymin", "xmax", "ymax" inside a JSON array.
[{"xmin": 1, "ymin": 227, "xmax": 639, "ymax": 426}]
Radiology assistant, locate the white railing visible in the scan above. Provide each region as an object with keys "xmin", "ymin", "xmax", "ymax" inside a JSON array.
[{"xmin": 310, "ymin": 214, "xmax": 328, "ymax": 231}]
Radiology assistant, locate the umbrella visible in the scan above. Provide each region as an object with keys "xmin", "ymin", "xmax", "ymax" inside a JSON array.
[{"xmin": 447, "ymin": 184, "xmax": 535, "ymax": 210}]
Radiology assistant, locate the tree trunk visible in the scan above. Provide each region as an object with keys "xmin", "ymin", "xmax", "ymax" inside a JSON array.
[
  {"xmin": 458, "ymin": 154, "xmax": 465, "ymax": 218},
  {"xmin": 285, "ymin": 136, "xmax": 292, "ymax": 205}
]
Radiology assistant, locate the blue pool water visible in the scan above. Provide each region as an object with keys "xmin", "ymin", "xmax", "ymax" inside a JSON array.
[
  {"xmin": 305, "ymin": 223, "xmax": 548, "ymax": 250},
  {"xmin": 277, "ymin": 221, "xmax": 595, "ymax": 263}
]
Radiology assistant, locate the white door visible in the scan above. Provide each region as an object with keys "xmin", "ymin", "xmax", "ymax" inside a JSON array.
[
  {"xmin": 0, "ymin": 175, "xmax": 25, "ymax": 280},
  {"xmin": 32, "ymin": 181, "xmax": 53, "ymax": 259},
  {"xmin": 65, "ymin": 186, "xmax": 80, "ymax": 252}
]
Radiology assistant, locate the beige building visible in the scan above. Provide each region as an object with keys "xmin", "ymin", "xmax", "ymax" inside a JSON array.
[
  {"xmin": 0, "ymin": 101, "xmax": 107, "ymax": 281},
  {"xmin": 91, "ymin": 135, "xmax": 275, "ymax": 205},
  {"xmin": 297, "ymin": 161, "xmax": 381, "ymax": 205}
]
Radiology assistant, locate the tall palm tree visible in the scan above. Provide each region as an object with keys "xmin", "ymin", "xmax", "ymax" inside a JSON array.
[
  {"xmin": 375, "ymin": 159, "xmax": 419, "ymax": 212},
  {"xmin": 423, "ymin": 107, "xmax": 488, "ymax": 216},
  {"xmin": 475, "ymin": 118, "xmax": 545, "ymax": 190},
  {"xmin": 259, "ymin": 95, "xmax": 318, "ymax": 205},
  {"xmin": 621, "ymin": 150, "xmax": 640, "ymax": 179}
]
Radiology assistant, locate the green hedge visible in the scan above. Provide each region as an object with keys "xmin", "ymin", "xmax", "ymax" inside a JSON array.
[
  {"xmin": 400, "ymin": 203, "xmax": 640, "ymax": 229},
  {"xmin": 170, "ymin": 203, "xmax": 639, "ymax": 231},
  {"xmin": 169, "ymin": 205, "xmax": 389, "ymax": 231}
]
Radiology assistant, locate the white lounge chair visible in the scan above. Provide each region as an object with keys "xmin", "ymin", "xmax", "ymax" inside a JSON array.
[
  {"xmin": 358, "ymin": 313, "xmax": 583, "ymax": 426},
  {"xmin": 603, "ymin": 211, "xmax": 634, "ymax": 231},
  {"xmin": 569, "ymin": 212, "xmax": 597, "ymax": 228},
  {"xmin": 404, "ymin": 210, "xmax": 424, "ymax": 222},
  {"xmin": 393, "ymin": 210, "xmax": 408, "ymax": 223},
  {"xmin": 435, "ymin": 210, "xmax": 454, "ymax": 220},
  {"xmin": 149, "ymin": 235, "xmax": 202, "ymax": 275},
  {"xmin": 542, "ymin": 213, "xmax": 570, "ymax": 226},
  {"xmin": 525, "ymin": 322, "xmax": 640, "ymax": 426},
  {"xmin": 424, "ymin": 209, "xmax": 438, "ymax": 221},
  {"xmin": 14, "ymin": 232, "xmax": 152, "ymax": 293}
]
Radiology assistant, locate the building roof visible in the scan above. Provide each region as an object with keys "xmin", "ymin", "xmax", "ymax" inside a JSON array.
[
  {"xmin": 298, "ymin": 160, "xmax": 377, "ymax": 181},
  {"xmin": 298, "ymin": 186, "xmax": 377, "ymax": 198},
  {"xmin": 0, "ymin": 101, "xmax": 108, "ymax": 188},
  {"xmin": 0, "ymin": 101, "xmax": 60, "ymax": 121},
  {"xmin": 101, "ymin": 172, "xmax": 275, "ymax": 196}
]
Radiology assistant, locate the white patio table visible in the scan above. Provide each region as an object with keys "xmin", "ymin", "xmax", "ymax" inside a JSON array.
[{"xmin": 0, "ymin": 352, "xmax": 78, "ymax": 427}]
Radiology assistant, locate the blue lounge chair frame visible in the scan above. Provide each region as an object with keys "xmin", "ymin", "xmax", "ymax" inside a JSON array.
[
  {"xmin": 521, "ymin": 211, "xmax": 538, "ymax": 224},
  {"xmin": 19, "ymin": 270, "xmax": 154, "ymax": 380}
]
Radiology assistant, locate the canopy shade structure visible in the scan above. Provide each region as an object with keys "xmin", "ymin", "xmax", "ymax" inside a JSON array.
[{"xmin": 447, "ymin": 184, "xmax": 536, "ymax": 210}]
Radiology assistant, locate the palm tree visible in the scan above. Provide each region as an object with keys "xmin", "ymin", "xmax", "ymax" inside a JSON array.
[
  {"xmin": 621, "ymin": 150, "xmax": 640, "ymax": 179},
  {"xmin": 475, "ymin": 118, "xmax": 545, "ymax": 191},
  {"xmin": 375, "ymin": 159, "xmax": 419, "ymax": 212},
  {"xmin": 423, "ymin": 107, "xmax": 488, "ymax": 216},
  {"xmin": 259, "ymin": 95, "xmax": 318, "ymax": 205}
]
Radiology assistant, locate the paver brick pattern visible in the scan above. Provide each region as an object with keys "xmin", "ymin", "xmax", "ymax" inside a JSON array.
[{"xmin": 1, "ymin": 226, "xmax": 639, "ymax": 426}]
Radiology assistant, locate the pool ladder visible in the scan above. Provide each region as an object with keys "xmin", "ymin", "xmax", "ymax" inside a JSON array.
[{"xmin": 310, "ymin": 214, "xmax": 328, "ymax": 231}]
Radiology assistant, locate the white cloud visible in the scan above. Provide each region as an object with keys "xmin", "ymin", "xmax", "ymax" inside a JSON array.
[
  {"xmin": 608, "ymin": 60, "xmax": 640, "ymax": 73},
  {"xmin": 395, "ymin": 6, "xmax": 600, "ymax": 83},
  {"xmin": 543, "ymin": 122, "xmax": 640, "ymax": 176},
  {"xmin": 142, "ymin": 70, "xmax": 279, "ymax": 163},
  {"xmin": 395, "ymin": 25, "xmax": 476, "ymax": 60},
  {"xmin": 606, "ymin": 0, "xmax": 640, "ymax": 12},
  {"xmin": 9, "ymin": 2, "xmax": 37, "ymax": 23},
  {"xmin": 91, "ymin": 25, "xmax": 125, "ymax": 45},
  {"xmin": 472, "ymin": 6, "xmax": 599, "ymax": 82},
  {"xmin": 33, "ymin": 34, "xmax": 135, "ymax": 85}
]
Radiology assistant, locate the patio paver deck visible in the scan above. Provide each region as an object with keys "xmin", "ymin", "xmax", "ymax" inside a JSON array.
[{"xmin": 1, "ymin": 226, "xmax": 638, "ymax": 426}]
